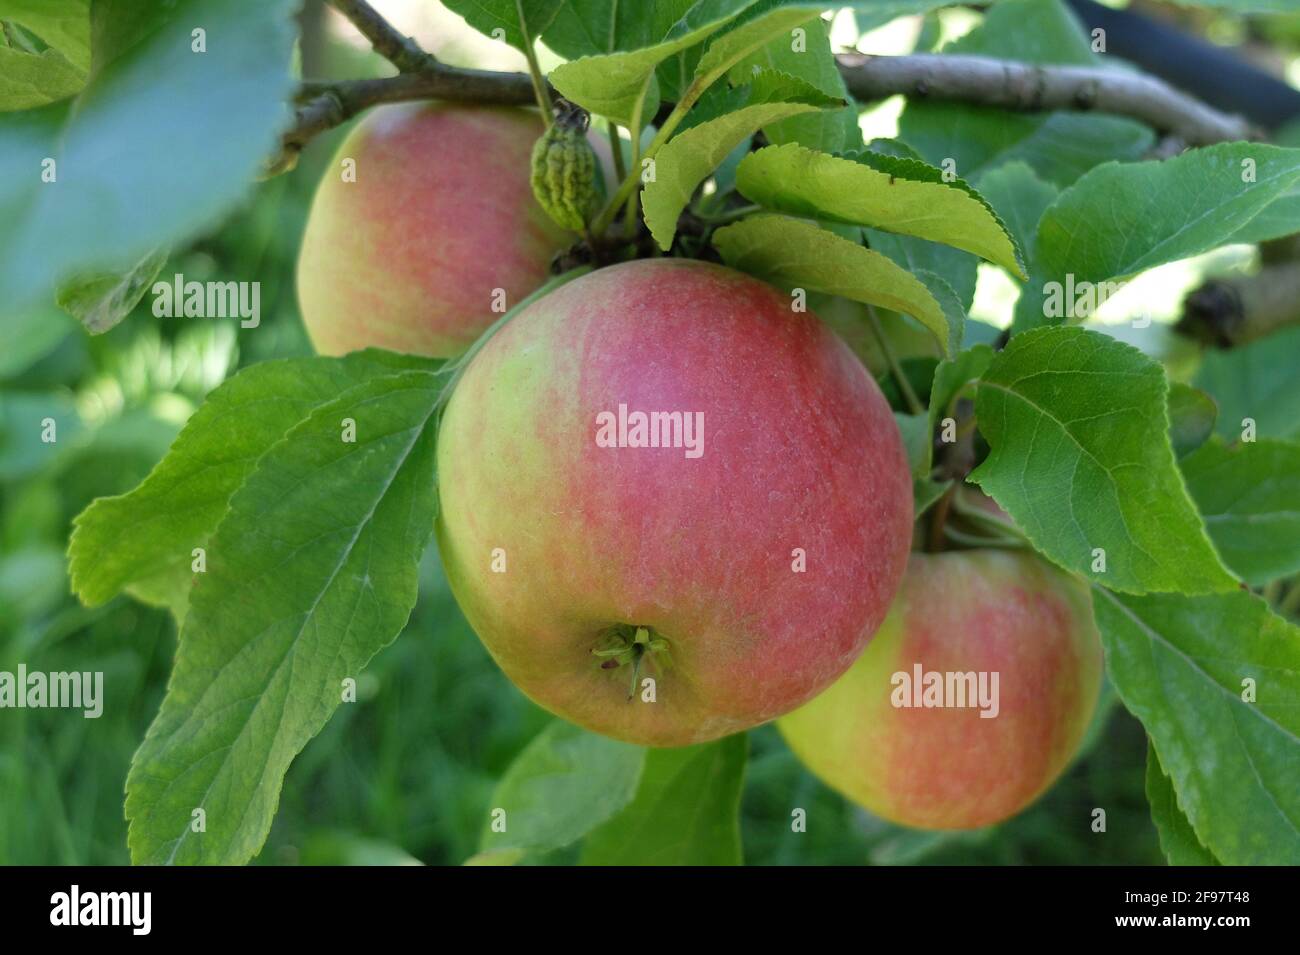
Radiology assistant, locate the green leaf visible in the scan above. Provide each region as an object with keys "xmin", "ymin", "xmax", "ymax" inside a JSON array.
[
  {"xmin": 54, "ymin": 247, "xmax": 166, "ymax": 334},
  {"xmin": 1166, "ymin": 381, "xmax": 1217, "ymax": 460},
  {"xmin": 971, "ymin": 327, "xmax": 1236, "ymax": 595},
  {"xmin": 0, "ymin": 44, "xmax": 85, "ymax": 109},
  {"xmin": 843, "ymin": 0, "xmax": 962, "ymax": 33},
  {"xmin": 549, "ymin": 0, "xmax": 757, "ymax": 127},
  {"xmin": 0, "ymin": 305, "xmax": 76, "ymax": 380},
  {"xmin": 862, "ymin": 145, "xmax": 979, "ymax": 309},
  {"xmin": 541, "ymin": 0, "xmax": 662, "ymax": 58},
  {"xmin": 894, "ymin": 411, "xmax": 932, "ymax": 478},
  {"xmin": 125, "ymin": 369, "xmax": 444, "ymax": 865},
  {"xmin": 1228, "ymin": 183, "xmax": 1300, "ymax": 246},
  {"xmin": 913, "ymin": 477, "xmax": 951, "ymax": 518},
  {"xmin": 677, "ymin": 64, "xmax": 847, "ymax": 148},
  {"xmin": 736, "ymin": 143, "xmax": 1025, "ymax": 278},
  {"xmin": 878, "ymin": 356, "xmax": 938, "ymax": 413},
  {"xmin": 943, "ymin": 0, "xmax": 1098, "ymax": 67},
  {"xmin": 1180, "ymin": 437, "xmax": 1300, "ymax": 587},
  {"xmin": 1036, "ymin": 144, "xmax": 1300, "ymax": 290},
  {"xmin": 897, "ymin": 0, "xmax": 1152, "ymax": 186},
  {"xmin": 0, "ymin": 545, "xmax": 67, "ymax": 623},
  {"xmin": 691, "ymin": 4, "xmax": 823, "ymax": 90},
  {"xmin": 1018, "ymin": 145, "xmax": 1300, "ymax": 331},
  {"xmin": 0, "ymin": 0, "xmax": 297, "ymax": 322},
  {"xmin": 713, "ymin": 214, "xmax": 953, "ymax": 355},
  {"xmin": 480, "ymin": 721, "xmax": 645, "ymax": 854},
  {"xmin": 964, "ymin": 318, "xmax": 1003, "ymax": 349},
  {"xmin": 864, "ymin": 141, "xmax": 980, "ymax": 306},
  {"xmin": 581, "ymin": 735, "xmax": 746, "ymax": 865},
  {"xmin": 857, "ymin": 150, "xmax": 1025, "ymax": 277},
  {"xmin": 1093, "ymin": 588, "xmax": 1300, "ymax": 865},
  {"xmin": 644, "ymin": 101, "xmax": 822, "ymax": 249},
  {"xmin": 0, "ymin": 390, "xmax": 80, "ymax": 481},
  {"xmin": 1145, "ymin": 745, "xmax": 1219, "ymax": 866},
  {"xmin": 725, "ymin": 8, "xmax": 856, "ymax": 153},
  {"xmin": 0, "ymin": 0, "xmax": 90, "ymax": 70},
  {"xmin": 912, "ymin": 269, "xmax": 966, "ymax": 354},
  {"xmin": 740, "ymin": 65, "xmax": 845, "ymax": 109},
  {"xmin": 652, "ymin": 0, "xmax": 718, "ymax": 103},
  {"xmin": 441, "ymin": 0, "xmax": 562, "ymax": 53},
  {"xmin": 975, "ymin": 160, "xmax": 1059, "ymax": 281},
  {"xmin": 867, "ymin": 232, "xmax": 977, "ymax": 313},
  {"xmin": 908, "ymin": 109, "xmax": 1152, "ymax": 191},
  {"xmin": 928, "ymin": 343, "xmax": 993, "ymax": 440},
  {"xmin": 1195, "ymin": 324, "xmax": 1300, "ymax": 442},
  {"xmin": 70, "ymin": 351, "xmax": 429, "ymax": 612}
]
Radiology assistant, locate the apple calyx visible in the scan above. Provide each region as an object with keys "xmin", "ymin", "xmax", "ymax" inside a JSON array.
[{"xmin": 591, "ymin": 625, "xmax": 672, "ymax": 701}]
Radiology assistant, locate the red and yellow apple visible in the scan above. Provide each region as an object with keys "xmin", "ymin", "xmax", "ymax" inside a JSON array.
[
  {"xmin": 297, "ymin": 103, "xmax": 572, "ymax": 358},
  {"xmin": 435, "ymin": 259, "xmax": 914, "ymax": 746},
  {"xmin": 778, "ymin": 549, "xmax": 1103, "ymax": 829}
]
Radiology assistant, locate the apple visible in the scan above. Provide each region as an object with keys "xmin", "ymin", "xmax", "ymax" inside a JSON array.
[
  {"xmin": 435, "ymin": 258, "xmax": 914, "ymax": 746},
  {"xmin": 778, "ymin": 549, "xmax": 1103, "ymax": 830},
  {"xmin": 297, "ymin": 103, "xmax": 572, "ymax": 358}
]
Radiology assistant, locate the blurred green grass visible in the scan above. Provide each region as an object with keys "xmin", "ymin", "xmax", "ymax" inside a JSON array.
[{"xmin": 0, "ymin": 531, "xmax": 1167, "ymax": 865}]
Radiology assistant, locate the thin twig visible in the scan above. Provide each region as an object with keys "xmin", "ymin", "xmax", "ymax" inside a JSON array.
[
  {"xmin": 944, "ymin": 525, "xmax": 1026, "ymax": 549},
  {"xmin": 837, "ymin": 52, "xmax": 1258, "ymax": 146},
  {"xmin": 927, "ymin": 484, "xmax": 956, "ymax": 553},
  {"xmin": 698, "ymin": 203, "xmax": 762, "ymax": 226},
  {"xmin": 276, "ymin": 42, "xmax": 1258, "ymax": 165},
  {"xmin": 950, "ymin": 492, "xmax": 1027, "ymax": 544},
  {"xmin": 281, "ymin": 68, "xmax": 538, "ymax": 152},
  {"xmin": 865, "ymin": 304, "xmax": 923, "ymax": 416},
  {"xmin": 328, "ymin": 0, "xmax": 436, "ymax": 73},
  {"xmin": 515, "ymin": 0, "xmax": 553, "ymax": 120},
  {"xmin": 1177, "ymin": 262, "xmax": 1300, "ymax": 348},
  {"xmin": 607, "ymin": 124, "xmax": 627, "ymax": 184},
  {"xmin": 621, "ymin": 81, "xmax": 649, "ymax": 240}
]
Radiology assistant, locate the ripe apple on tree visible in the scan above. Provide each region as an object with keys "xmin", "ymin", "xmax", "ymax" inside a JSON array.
[
  {"xmin": 779, "ymin": 549, "xmax": 1103, "ymax": 830},
  {"xmin": 297, "ymin": 103, "xmax": 573, "ymax": 358},
  {"xmin": 434, "ymin": 258, "xmax": 914, "ymax": 747}
]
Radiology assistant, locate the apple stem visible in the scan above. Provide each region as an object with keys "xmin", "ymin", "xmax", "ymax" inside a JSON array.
[
  {"xmin": 865, "ymin": 304, "xmax": 924, "ymax": 415},
  {"xmin": 621, "ymin": 80, "xmax": 650, "ymax": 241},
  {"xmin": 943, "ymin": 526, "xmax": 1025, "ymax": 549},
  {"xmin": 516, "ymin": 0, "xmax": 554, "ymax": 123},
  {"xmin": 950, "ymin": 493, "xmax": 1031, "ymax": 546},
  {"xmin": 927, "ymin": 483, "xmax": 956, "ymax": 553},
  {"xmin": 607, "ymin": 124, "xmax": 627, "ymax": 185}
]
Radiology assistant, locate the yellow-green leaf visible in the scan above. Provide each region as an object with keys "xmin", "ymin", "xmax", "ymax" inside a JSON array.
[
  {"xmin": 644, "ymin": 101, "xmax": 821, "ymax": 249},
  {"xmin": 713, "ymin": 214, "xmax": 953, "ymax": 355},
  {"xmin": 549, "ymin": 0, "xmax": 757, "ymax": 127},
  {"xmin": 737, "ymin": 143, "xmax": 1027, "ymax": 279}
]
